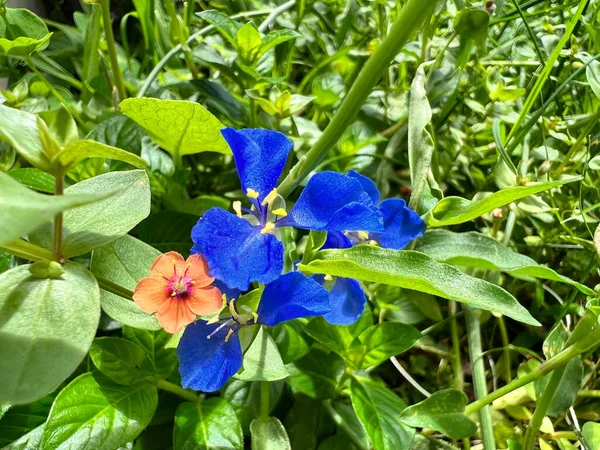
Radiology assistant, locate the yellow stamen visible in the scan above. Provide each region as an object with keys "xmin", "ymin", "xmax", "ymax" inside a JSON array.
[
  {"xmin": 156, "ymin": 273, "xmax": 163, "ymax": 277},
  {"xmin": 225, "ymin": 328, "xmax": 234, "ymax": 342},
  {"xmin": 172, "ymin": 259, "xmax": 178, "ymax": 264},
  {"xmin": 228, "ymin": 300, "xmax": 240, "ymax": 320},
  {"xmin": 252, "ymin": 312, "xmax": 259, "ymax": 323},
  {"xmin": 191, "ymin": 280, "xmax": 197, "ymax": 285},
  {"xmin": 272, "ymin": 208, "xmax": 287, "ymax": 217},
  {"xmin": 324, "ymin": 274, "xmax": 333, "ymax": 281},
  {"xmin": 206, "ymin": 315, "xmax": 220, "ymax": 325},
  {"xmin": 233, "ymin": 200, "xmax": 243, "ymax": 217},
  {"xmin": 369, "ymin": 240, "xmax": 379, "ymax": 246},
  {"xmin": 221, "ymin": 294, "xmax": 228, "ymax": 307},
  {"xmin": 260, "ymin": 222, "xmax": 276, "ymax": 234},
  {"xmin": 261, "ymin": 188, "xmax": 278, "ymax": 206},
  {"xmin": 247, "ymin": 188, "xmax": 259, "ymax": 199},
  {"xmin": 171, "ymin": 292, "xmax": 177, "ymax": 297},
  {"xmin": 358, "ymin": 231, "xmax": 370, "ymax": 240}
]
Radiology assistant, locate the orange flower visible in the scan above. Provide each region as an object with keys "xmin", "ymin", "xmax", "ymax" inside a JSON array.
[{"xmin": 133, "ymin": 252, "xmax": 222, "ymax": 334}]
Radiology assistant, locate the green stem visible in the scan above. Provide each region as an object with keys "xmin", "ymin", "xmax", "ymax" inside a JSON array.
[
  {"xmin": 578, "ymin": 390, "xmax": 600, "ymax": 398},
  {"xmin": 100, "ymin": 0, "xmax": 127, "ymax": 102},
  {"xmin": 554, "ymin": 109, "xmax": 600, "ymax": 175},
  {"xmin": 466, "ymin": 327, "xmax": 600, "ymax": 415},
  {"xmin": 24, "ymin": 57, "xmax": 89, "ymax": 132},
  {"xmin": 322, "ymin": 400, "xmax": 367, "ymax": 450},
  {"xmin": 277, "ymin": 0, "xmax": 439, "ymax": 197},
  {"xmin": 522, "ymin": 366, "xmax": 566, "ymax": 450},
  {"xmin": 155, "ymin": 379, "xmax": 200, "ymax": 403},
  {"xmin": 449, "ymin": 301, "xmax": 464, "ymax": 391},
  {"xmin": 464, "ymin": 306, "xmax": 496, "ymax": 450},
  {"xmin": 497, "ymin": 315, "xmax": 512, "ymax": 383},
  {"xmin": 259, "ymin": 381, "xmax": 270, "ymax": 421},
  {"xmin": 0, "ymin": 239, "xmax": 58, "ymax": 262},
  {"xmin": 53, "ymin": 174, "xmax": 64, "ymax": 259},
  {"xmin": 96, "ymin": 275, "xmax": 134, "ymax": 300}
]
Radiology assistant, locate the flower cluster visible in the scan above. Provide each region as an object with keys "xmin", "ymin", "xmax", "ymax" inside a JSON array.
[{"xmin": 135, "ymin": 127, "xmax": 425, "ymax": 392}]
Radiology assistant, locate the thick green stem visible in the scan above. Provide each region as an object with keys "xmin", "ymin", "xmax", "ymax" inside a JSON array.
[
  {"xmin": 100, "ymin": 0, "xmax": 127, "ymax": 102},
  {"xmin": 259, "ymin": 381, "xmax": 270, "ymax": 422},
  {"xmin": 464, "ymin": 306, "xmax": 496, "ymax": 450},
  {"xmin": 466, "ymin": 327, "xmax": 600, "ymax": 415},
  {"xmin": 277, "ymin": 0, "xmax": 438, "ymax": 197},
  {"xmin": 155, "ymin": 379, "xmax": 200, "ymax": 403},
  {"xmin": 53, "ymin": 174, "xmax": 64, "ymax": 259},
  {"xmin": 0, "ymin": 239, "xmax": 58, "ymax": 262},
  {"xmin": 522, "ymin": 366, "xmax": 566, "ymax": 450},
  {"xmin": 449, "ymin": 301, "xmax": 464, "ymax": 391},
  {"xmin": 96, "ymin": 275, "xmax": 134, "ymax": 300}
]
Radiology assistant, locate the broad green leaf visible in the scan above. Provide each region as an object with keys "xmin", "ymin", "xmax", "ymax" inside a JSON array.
[
  {"xmin": 196, "ymin": 10, "xmax": 242, "ymax": 47},
  {"xmin": 8, "ymin": 167, "xmax": 55, "ymax": 193},
  {"xmin": 174, "ymin": 399, "xmax": 243, "ymax": 450},
  {"xmin": 425, "ymin": 180, "xmax": 573, "ymax": 227},
  {"xmin": 38, "ymin": 106, "xmax": 79, "ymax": 148},
  {"xmin": 257, "ymin": 29, "xmax": 301, "ymax": 60},
  {"xmin": 454, "ymin": 8, "xmax": 489, "ymax": 47},
  {"xmin": 399, "ymin": 389, "xmax": 477, "ymax": 439},
  {"xmin": 90, "ymin": 235, "xmax": 161, "ymax": 330},
  {"xmin": 3, "ymin": 424, "xmax": 45, "ymax": 450},
  {"xmin": 582, "ymin": 422, "xmax": 600, "ymax": 449},
  {"xmin": 359, "ymin": 322, "xmax": 421, "ymax": 368},
  {"xmin": 284, "ymin": 396, "xmax": 326, "ymax": 450},
  {"xmin": 0, "ymin": 33, "xmax": 52, "ymax": 56},
  {"xmin": 237, "ymin": 23, "xmax": 262, "ymax": 62},
  {"xmin": 135, "ymin": 211, "xmax": 197, "ymax": 256},
  {"xmin": 223, "ymin": 380, "xmax": 284, "ymax": 434},
  {"xmin": 304, "ymin": 317, "xmax": 354, "ymax": 359},
  {"xmin": 0, "ymin": 395, "xmax": 53, "ymax": 447},
  {"xmin": 89, "ymin": 337, "xmax": 147, "ymax": 385},
  {"xmin": 42, "ymin": 373, "xmax": 157, "ymax": 450},
  {"xmin": 55, "ymin": 140, "xmax": 147, "ymax": 171},
  {"xmin": 286, "ymin": 349, "xmax": 344, "ymax": 399},
  {"xmin": 0, "ymin": 8, "xmax": 49, "ymax": 41},
  {"xmin": 0, "ymin": 263, "xmax": 100, "ymax": 404},
  {"xmin": 300, "ymin": 246, "xmax": 540, "ymax": 326},
  {"xmin": 0, "ymin": 252, "xmax": 12, "ymax": 273},
  {"xmin": 587, "ymin": 60, "xmax": 600, "ymax": 100},
  {"xmin": 350, "ymin": 376, "xmax": 414, "ymax": 450},
  {"xmin": 31, "ymin": 170, "xmax": 151, "ymax": 257},
  {"xmin": 236, "ymin": 327, "xmax": 288, "ymax": 382},
  {"xmin": 408, "ymin": 64, "xmax": 434, "ymax": 211},
  {"xmin": 120, "ymin": 98, "xmax": 230, "ymax": 161},
  {"xmin": 546, "ymin": 357, "xmax": 583, "ymax": 417},
  {"xmin": 417, "ymin": 230, "xmax": 594, "ymax": 295},
  {"xmin": 250, "ymin": 417, "xmax": 291, "ymax": 450},
  {"xmin": 88, "ymin": 115, "xmax": 145, "ymax": 155},
  {"xmin": 123, "ymin": 327, "xmax": 177, "ymax": 380},
  {"xmin": 272, "ymin": 321, "xmax": 311, "ymax": 364},
  {"xmin": 0, "ymin": 104, "xmax": 50, "ymax": 170}
]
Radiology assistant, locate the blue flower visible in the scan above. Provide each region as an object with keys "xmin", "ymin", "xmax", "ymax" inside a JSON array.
[
  {"xmin": 191, "ymin": 128, "xmax": 383, "ymax": 290},
  {"xmin": 177, "ymin": 272, "xmax": 329, "ymax": 392}
]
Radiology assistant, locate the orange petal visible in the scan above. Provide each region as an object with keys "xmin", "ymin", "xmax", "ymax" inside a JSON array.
[
  {"xmin": 156, "ymin": 300, "xmax": 197, "ymax": 334},
  {"xmin": 133, "ymin": 277, "xmax": 170, "ymax": 313},
  {"xmin": 150, "ymin": 251, "xmax": 185, "ymax": 277},
  {"xmin": 186, "ymin": 285, "xmax": 223, "ymax": 316},
  {"xmin": 184, "ymin": 254, "xmax": 215, "ymax": 287}
]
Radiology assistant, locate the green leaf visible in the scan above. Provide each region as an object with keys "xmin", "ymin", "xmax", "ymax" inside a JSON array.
[
  {"xmin": 582, "ymin": 422, "xmax": 600, "ymax": 449},
  {"xmin": 38, "ymin": 105, "xmax": 79, "ymax": 148},
  {"xmin": 41, "ymin": 373, "xmax": 157, "ymax": 450},
  {"xmin": 284, "ymin": 396, "xmax": 327, "ymax": 450},
  {"xmin": 587, "ymin": 60, "xmax": 600, "ymax": 100},
  {"xmin": 89, "ymin": 337, "xmax": 147, "ymax": 385},
  {"xmin": 8, "ymin": 167, "xmax": 55, "ymax": 193},
  {"xmin": 135, "ymin": 211, "xmax": 197, "ymax": 256},
  {"xmin": 408, "ymin": 64, "xmax": 434, "ymax": 211},
  {"xmin": 197, "ymin": 10, "xmax": 242, "ymax": 47},
  {"xmin": 120, "ymin": 98, "xmax": 230, "ymax": 161},
  {"xmin": 0, "ymin": 394, "xmax": 53, "ymax": 447},
  {"xmin": 123, "ymin": 327, "xmax": 177, "ymax": 380},
  {"xmin": 3, "ymin": 424, "xmax": 45, "ymax": 450},
  {"xmin": 286, "ymin": 349, "xmax": 344, "ymax": 399},
  {"xmin": 300, "ymin": 246, "xmax": 540, "ymax": 326},
  {"xmin": 350, "ymin": 376, "xmax": 415, "ymax": 450},
  {"xmin": 250, "ymin": 417, "xmax": 291, "ymax": 450},
  {"xmin": 236, "ymin": 327, "xmax": 288, "ymax": 382},
  {"xmin": 174, "ymin": 399, "xmax": 243, "ymax": 450},
  {"xmin": 223, "ymin": 380, "xmax": 284, "ymax": 434},
  {"xmin": 237, "ymin": 23, "xmax": 262, "ymax": 62},
  {"xmin": 304, "ymin": 317, "xmax": 354, "ymax": 359},
  {"xmin": 0, "ymin": 263, "xmax": 100, "ymax": 404},
  {"xmin": 31, "ymin": 170, "xmax": 151, "ymax": 257},
  {"xmin": 272, "ymin": 321, "xmax": 311, "ymax": 364},
  {"xmin": 417, "ymin": 230, "xmax": 594, "ymax": 295},
  {"xmin": 399, "ymin": 389, "xmax": 477, "ymax": 439},
  {"xmin": 55, "ymin": 140, "xmax": 147, "ymax": 171},
  {"xmin": 359, "ymin": 322, "xmax": 421, "ymax": 368},
  {"xmin": 0, "ymin": 8, "xmax": 49, "ymax": 41},
  {"xmin": 546, "ymin": 357, "xmax": 583, "ymax": 417},
  {"xmin": 425, "ymin": 180, "xmax": 573, "ymax": 227},
  {"xmin": 90, "ymin": 235, "xmax": 161, "ymax": 330},
  {"xmin": 0, "ymin": 104, "xmax": 50, "ymax": 170},
  {"xmin": 88, "ymin": 115, "xmax": 146, "ymax": 155},
  {"xmin": 257, "ymin": 29, "xmax": 300, "ymax": 60},
  {"xmin": 0, "ymin": 33, "xmax": 52, "ymax": 56},
  {"xmin": 454, "ymin": 8, "xmax": 490, "ymax": 47}
]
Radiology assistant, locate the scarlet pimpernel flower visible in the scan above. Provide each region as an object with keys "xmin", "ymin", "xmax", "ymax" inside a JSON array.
[{"xmin": 133, "ymin": 252, "xmax": 222, "ymax": 333}]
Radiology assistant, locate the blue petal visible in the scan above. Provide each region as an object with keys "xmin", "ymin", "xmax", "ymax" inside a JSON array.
[
  {"xmin": 323, "ymin": 277, "xmax": 367, "ymax": 326},
  {"xmin": 282, "ymin": 172, "xmax": 383, "ymax": 232},
  {"xmin": 191, "ymin": 208, "xmax": 284, "ymax": 291},
  {"xmin": 221, "ymin": 127, "xmax": 293, "ymax": 203},
  {"xmin": 370, "ymin": 198, "xmax": 426, "ymax": 250},
  {"xmin": 323, "ymin": 231, "xmax": 353, "ymax": 250},
  {"xmin": 257, "ymin": 272, "xmax": 330, "ymax": 326},
  {"xmin": 178, "ymin": 320, "xmax": 242, "ymax": 392},
  {"xmin": 348, "ymin": 170, "xmax": 380, "ymax": 204}
]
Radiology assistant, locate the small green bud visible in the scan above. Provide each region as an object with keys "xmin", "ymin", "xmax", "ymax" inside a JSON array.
[{"xmin": 29, "ymin": 261, "xmax": 64, "ymax": 279}]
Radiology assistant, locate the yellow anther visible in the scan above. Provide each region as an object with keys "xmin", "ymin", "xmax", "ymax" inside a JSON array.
[
  {"xmin": 225, "ymin": 328, "xmax": 234, "ymax": 343},
  {"xmin": 228, "ymin": 300, "xmax": 240, "ymax": 320},
  {"xmin": 191, "ymin": 280, "xmax": 197, "ymax": 285},
  {"xmin": 261, "ymin": 188, "xmax": 278, "ymax": 206},
  {"xmin": 156, "ymin": 273, "xmax": 163, "ymax": 277},
  {"xmin": 252, "ymin": 312, "xmax": 259, "ymax": 322},
  {"xmin": 206, "ymin": 315, "xmax": 220, "ymax": 325},
  {"xmin": 260, "ymin": 222, "xmax": 276, "ymax": 234},
  {"xmin": 358, "ymin": 231, "xmax": 370, "ymax": 240},
  {"xmin": 247, "ymin": 188, "xmax": 259, "ymax": 199},
  {"xmin": 171, "ymin": 292, "xmax": 177, "ymax": 297},
  {"xmin": 221, "ymin": 294, "xmax": 228, "ymax": 307},
  {"xmin": 272, "ymin": 208, "xmax": 287, "ymax": 217},
  {"xmin": 324, "ymin": 274, "xmax": 333, "ymax": 281},
  {"xmin": 233, "ymin": 200, "xmax": 243, "ymax": 217},
  {"xmin": 172, "ymin": 259, "xmax": 178, "ymax": 264},
  {"xmin": 368, "ymin": 240, "xmax": 379, "ymax": 246}
]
